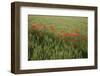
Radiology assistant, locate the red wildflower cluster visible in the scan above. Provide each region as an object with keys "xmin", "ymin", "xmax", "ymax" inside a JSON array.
[
  {"xmin": 63, "ymin": 33, "xmax": 79, "ymax": 37},
  {"xmin": 32, "ymin": 23, "xmax": 45, "ymax": 31},
  {"xmin": 32, "ymin": 23, "xmax": 81, "ymax": 42},
  {"xmin": 32, "ymin": 24, "xmax": 35, "ymax": 28},
  {"xmin": 32, "ymin": 23, "xmax": 38, "ymax": 30}
]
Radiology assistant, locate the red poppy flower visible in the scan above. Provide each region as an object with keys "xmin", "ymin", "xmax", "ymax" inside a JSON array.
[
  {"xmin": 32, "ymin": 24, "xmax": 37, "ymax": 30},
  {"xmin": 70, "ymin": 33, "xmax": 79, "ymax": 36}
]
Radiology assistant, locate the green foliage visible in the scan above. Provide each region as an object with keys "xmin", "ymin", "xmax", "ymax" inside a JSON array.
[{"xmin": 28, "ymin": 15, "xmax": 88, "ymax": 60}]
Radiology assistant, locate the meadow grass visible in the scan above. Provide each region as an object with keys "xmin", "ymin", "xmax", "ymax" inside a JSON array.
[{"xmin": 28, "ymin": 15, "xmax": 88, "ymax": 60}]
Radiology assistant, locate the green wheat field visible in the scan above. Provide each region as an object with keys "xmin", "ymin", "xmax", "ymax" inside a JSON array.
[{"xmin": 28, "ymin": 15, "xmax": 88, "ymax": 61}]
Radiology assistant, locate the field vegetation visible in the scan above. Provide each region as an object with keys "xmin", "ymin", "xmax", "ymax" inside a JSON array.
[{"xmin": 28, "ymin": 15, "xmax": 88, "ymax": 60}]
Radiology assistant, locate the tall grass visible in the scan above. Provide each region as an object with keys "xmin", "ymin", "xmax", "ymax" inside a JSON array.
[{"xmin": 28, "ymin": 15, "xmax": 88, "ymax": 60}]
